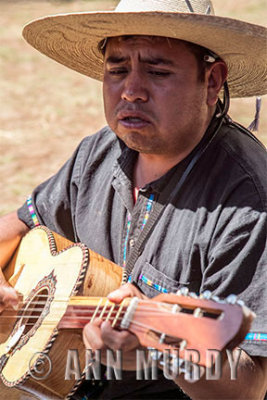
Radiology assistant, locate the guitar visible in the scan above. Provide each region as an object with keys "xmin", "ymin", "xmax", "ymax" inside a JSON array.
[{"xmin": 0, "ymin": 226, "xmax": 254, "ymax": 399}]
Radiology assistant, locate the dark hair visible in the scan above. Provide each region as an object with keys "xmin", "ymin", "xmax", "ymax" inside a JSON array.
[
  {"xmin": 183, "ymin": 41, "xmax": 215, "ymax": 82},
  {"xmin": 98, "ymin": 35, "xmax": 219, "ymax": 82}
]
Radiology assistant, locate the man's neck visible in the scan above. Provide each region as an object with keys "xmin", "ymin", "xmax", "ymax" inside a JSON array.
[
  {"xmin": 133, "ymin": 108, "xmax": 217, "ymax": 188},
  {"xmin": 133, "ymin": 152, "xmax": 187, "ymax": 188}
]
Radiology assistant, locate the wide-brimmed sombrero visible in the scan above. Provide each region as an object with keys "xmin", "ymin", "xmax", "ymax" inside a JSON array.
[{"xmin": 22, "ymin": 0, "xmax": 266, "ymax": 98}]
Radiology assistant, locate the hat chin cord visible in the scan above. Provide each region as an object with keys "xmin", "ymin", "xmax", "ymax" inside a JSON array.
[
  {"xmin": 215, "ymin": 82, "xmax": 262, "ymax": 133},
  {"xmin": 216, "ymin": 81, "xmax": 230, "ymax": 120}
]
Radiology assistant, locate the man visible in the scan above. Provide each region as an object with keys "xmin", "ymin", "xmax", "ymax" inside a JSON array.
[{"xmin": 0, "ymin": 0, "xmax": 266, "ymax": 399}]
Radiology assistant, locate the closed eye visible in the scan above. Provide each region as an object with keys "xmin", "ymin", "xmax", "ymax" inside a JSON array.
[
  {"xmin": 108, "ymin": 69, "xmax": 127, "ymax": 75},
  {"xmin": 148, "ymin": 70, "xmax": 171, "ymax": 77}
]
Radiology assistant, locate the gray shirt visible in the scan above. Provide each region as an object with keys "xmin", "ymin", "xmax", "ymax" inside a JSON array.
[{"xmin": 18, "ymin": 116, "xmax": 267, "ymax": 396}]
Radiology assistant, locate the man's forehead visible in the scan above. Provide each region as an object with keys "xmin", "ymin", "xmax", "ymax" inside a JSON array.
[
  {"xmin": 106, "ymin": 35, "xmax": 181, "ymax": 49},
  {"xmin": 103, "ymin": 35, "xmax": 196, "ymax": 63}
]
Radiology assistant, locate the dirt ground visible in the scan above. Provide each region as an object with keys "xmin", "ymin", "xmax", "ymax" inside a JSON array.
[{"xmin": 0, "ymin": 0, "xmax": 266, "ymax": 215}]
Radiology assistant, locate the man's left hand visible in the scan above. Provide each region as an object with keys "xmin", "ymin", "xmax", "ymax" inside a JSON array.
[{"xmin": 82, "ymin": 283, "xmax": 148, "ymax": 370}]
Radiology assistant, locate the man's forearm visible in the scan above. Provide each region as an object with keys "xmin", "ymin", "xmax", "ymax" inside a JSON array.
[
  {"xmin": 174, "ymin": 349, "xmax": 267, "ymax": 400},
  {"xmin": 0, "ymin": 211, "xmax": 29, "ymax": 269}
]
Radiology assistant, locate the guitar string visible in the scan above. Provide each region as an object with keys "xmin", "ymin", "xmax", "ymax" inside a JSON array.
[
  {"xmin": 0, "ymin": 294, "xmax": 219, "ymax": 329},
  {"xmin": 1, "ymin": 294, "xmax": 211, "ymax": 315},
  {"xmin": 0, "ymin": 319, "xmax": 169, "ymax": 335},
  {"xmin": 2, "ymin": 300, "xmax": 214, "ymax": 315},
  {"xmin": 1, "ymin": 294, "xmax": 190, "ymax": 304},
  {"xmin": 0, "ymin": 301, "xmax": 179, "ymax": 309},
  {"xmin": 0, "ymin": 308, "xmax": 189, "ymax": 321},
  {"xmin": 1, "ymin": 293, "xmax": 203, "ymax": 303},
  {"xmin": 0, "ymin": 315, "xmax": 158, "ymax": 329},
  {"xmin": 1, "ymin": 296, "xmax": 200, "ymax": 308},
  {"xmin": 0, "ymin": 317, "xmax": 173, "ymax": 339},
  {"xmin": 0, "ymin": 306, "xmax": 201, "ymax": 327},
  {"xmin": 0, "ymin": 301, "xmax": 214, "ymax": 319},
  {"xmin": 0, "ymin": 318, "xmax": 126, "ymax": 327},
  {"xmin": 0, "ymin": 302, "xmax": 189, "ymax": 317},
  {"xmin": 0, "ymin": 301, "xmax": 179, "ymax": 310}
]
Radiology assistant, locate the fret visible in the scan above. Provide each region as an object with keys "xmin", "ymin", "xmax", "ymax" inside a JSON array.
[
  {"xmin": 90, "ymin": 298, "xmax": 104, "ymax": 323},
  {"xmin": 99, "ymin": 299, "xmax": 110, "ymax": 319},
  {"xmin": 106, "ymin": 302, "xmax": 116, "ymax": 322},
  {"xmin": 112, "ymin": 298, "xmax": 127, "ymax": 328}
]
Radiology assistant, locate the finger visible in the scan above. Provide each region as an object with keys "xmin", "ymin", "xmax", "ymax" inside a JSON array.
[
  {"xmin": 101, "ymin": 320, "xmax": 139, "ymax": 351},
  {"xmin": 82, "ymin": 318, "xmax": 106, "ymax": 351},
  {"xmin": 0, "ymin": 286, "xmax": 18, "ymax": 300},
  {"xmin": 108, "ymin": 283, "xmax": 146, "ymax": 303},
  {"xmin": 0, "ymin": 287, "xmax": 19, "ymax": 312}
]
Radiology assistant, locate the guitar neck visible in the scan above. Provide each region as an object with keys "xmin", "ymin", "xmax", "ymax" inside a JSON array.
[
  {"xmin": 56, "ymin": 293, "xmax": 254, "ymax": 369},
  {"xmin": 58, "ymin": 296, "xmax": 132, "ymax": 330}
]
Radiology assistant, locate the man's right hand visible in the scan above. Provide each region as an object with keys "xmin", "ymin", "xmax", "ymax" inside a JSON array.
[
  {"xmin": 0, "ymin": 211, "xmax": 29, "ymax": 342},
  {"xmin": 0, "ymin": 286, "xmax": 19, "ymax": 313},
  {"xmin": 0, "ymin": 285, "xmax": 19, "ymax": 343}
]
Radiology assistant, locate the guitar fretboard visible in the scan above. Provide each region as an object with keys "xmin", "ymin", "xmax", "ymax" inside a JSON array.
[{"xmin": 58, "ymin": 297, "xmax": 130, "ymax": 329}]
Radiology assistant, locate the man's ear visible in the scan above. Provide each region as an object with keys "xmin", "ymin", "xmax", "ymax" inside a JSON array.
[{"xmin": 206, "ymin": 61, "xmax": 228, "ymax": 106}]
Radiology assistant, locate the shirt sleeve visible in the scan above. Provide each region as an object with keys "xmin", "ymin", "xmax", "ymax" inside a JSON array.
[
  {"xmin": 17, "ymin": 138, "xmax": 87, "ymax": 242},
  {"xmin": 201, "ymin": 182, "xmax": 267, "ymax": 357}
]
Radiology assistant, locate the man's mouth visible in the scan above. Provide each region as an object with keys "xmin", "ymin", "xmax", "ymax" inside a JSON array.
[
  {"xmin": 122, "ymin": 116, "xmax": 145, "ymax": 122},
  {"xmin": 119, "ymin": 117, "xmax": 150, "ymax": 129},
  {"xmin": 118, "ymin": 111, "xmax": 151, "ymax": 129}
]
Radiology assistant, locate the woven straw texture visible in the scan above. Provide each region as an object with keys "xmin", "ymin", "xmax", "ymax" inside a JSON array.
[{"xmin": 22, "ymin": 0, "xmax": 267, "ymax": 98}]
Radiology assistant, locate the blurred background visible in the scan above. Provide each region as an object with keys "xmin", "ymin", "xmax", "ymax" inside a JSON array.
[{"xmin": 0, "ymin": 0, "xmax": 266, "ymax": 215}]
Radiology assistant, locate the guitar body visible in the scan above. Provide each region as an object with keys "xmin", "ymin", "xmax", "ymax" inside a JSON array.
[{"xmin": 0, "ymin": 226, "xmax": 123, "ymax": 399}]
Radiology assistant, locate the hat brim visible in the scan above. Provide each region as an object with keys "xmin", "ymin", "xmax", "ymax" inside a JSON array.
[{"xmin": 22, "ymin": 11, "xmax": 267, "ymax": 98}]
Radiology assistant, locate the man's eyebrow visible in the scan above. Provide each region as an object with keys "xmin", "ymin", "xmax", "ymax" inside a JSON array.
[
  {"xmin": 105, "ymin": 55, "xmax": 128, "ymax": 64},
  {"xmin": 105, "ymin": 55, "xmax": 175, "ymax": 66},
  {"xmin": 140, "ymin": 56, "xmax": 175, "ymax": 66}
]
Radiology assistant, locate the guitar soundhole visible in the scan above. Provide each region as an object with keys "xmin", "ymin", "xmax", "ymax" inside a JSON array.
[
  {"xmin": 20, "ymin": 287, "xmax": 49, "ymax": 335},
  {"xmin": 10, "ymin": 270, "xmax": 57, "ymax": 354}
]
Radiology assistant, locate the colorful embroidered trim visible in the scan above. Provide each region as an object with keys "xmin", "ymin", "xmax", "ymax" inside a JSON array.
[
  {"xmin": 122, "ymin": 193, "xmax": 155, "ymax": 268},
  {"xmin": 139, "ymin": 273, "xmax": 168, "ymax": 293},
  {"xmin": 141, "ymin": 194, "xmax": 154, "ymax": 231},
  {"xmin": 27, "ymin": 196, "xmax": 40, "ymax": 226},
  {"xmin": 122, "ymin": 212, "xmax": 132, "ymax": 268},
  {"xmin": 245, "ymin": 333, "xmax": 267, "ymax": 342}
]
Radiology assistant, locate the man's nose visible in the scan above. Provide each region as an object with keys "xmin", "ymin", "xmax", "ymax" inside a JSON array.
[{"xmin": 121, "ymin": 70, "xmax": 148, "ymax": 103}]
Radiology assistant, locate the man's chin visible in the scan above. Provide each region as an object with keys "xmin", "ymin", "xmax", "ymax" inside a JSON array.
[
  {"xmin": 117, "ymin": 132, "xmax": 158, "ymax": 154},
  {"xmin": 121, "ymin": 139, "xmax": 155, "ymax": 154}
]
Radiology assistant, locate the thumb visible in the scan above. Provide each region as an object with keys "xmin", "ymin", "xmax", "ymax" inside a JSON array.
[{"xmin": 108, "ymin": 283, "xmax": 146, "ymax": 303}]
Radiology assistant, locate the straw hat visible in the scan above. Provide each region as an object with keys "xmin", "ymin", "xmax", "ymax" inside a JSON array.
[{"xmin": 22, "ymin": 0, "xmax": 266, "ymax": 98}]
